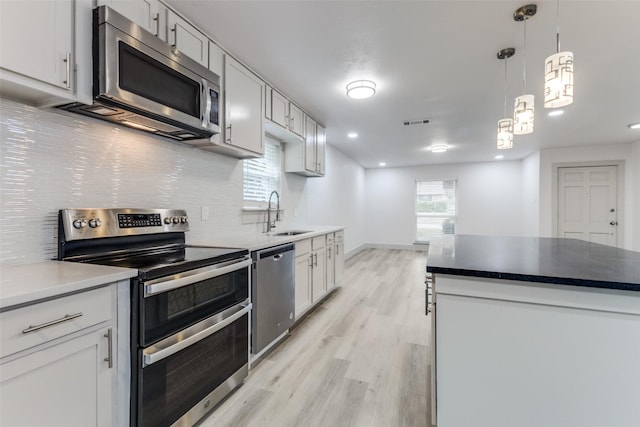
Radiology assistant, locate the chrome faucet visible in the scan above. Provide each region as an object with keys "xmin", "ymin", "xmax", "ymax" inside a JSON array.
[{"xmin": 266, "ymin": 190, "xmax": 280, "ymax": 233}]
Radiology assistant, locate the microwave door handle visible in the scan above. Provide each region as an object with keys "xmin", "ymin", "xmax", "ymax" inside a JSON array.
[
  {"xmin": 202, "ymin": 79, "xmax": 211, "ymax": 127},
  {"xmin": 144, "ymin": 258, "xmax": 252, "ymax": 297},
  {"xmin": 143, "ymin": 303, "xmax": 252, "ymax": 366}
]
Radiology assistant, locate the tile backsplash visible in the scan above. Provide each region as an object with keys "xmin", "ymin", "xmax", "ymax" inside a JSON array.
[{"xmin": 0, "ymin": 98, "xmax": 251, "ymax": 265}]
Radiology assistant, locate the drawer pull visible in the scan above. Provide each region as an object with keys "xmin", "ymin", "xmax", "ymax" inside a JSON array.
[{"xmin": 22, "ymin": 312, "xmax": 83, "ymax": 334}]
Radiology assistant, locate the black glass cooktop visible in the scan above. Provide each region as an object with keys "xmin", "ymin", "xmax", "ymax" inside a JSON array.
[{"xmin": 79, "ymin": 245, "xmax": 249, "ymax": 280}]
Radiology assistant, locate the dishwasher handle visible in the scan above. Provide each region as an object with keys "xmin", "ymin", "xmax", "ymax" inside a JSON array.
[{"xmin": 256, "ymin": 243, "xmax": 295, "ymax": 260}]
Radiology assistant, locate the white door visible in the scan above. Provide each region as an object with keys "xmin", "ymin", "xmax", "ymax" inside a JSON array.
[{"xmin": 557, "ymin": 166, "xmax": 618, "ymax": 246}]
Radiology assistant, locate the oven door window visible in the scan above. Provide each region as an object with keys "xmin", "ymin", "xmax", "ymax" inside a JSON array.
[
  {"xmin": 139, "ymin": 313, "xmax": 248, "ymax": 427},
  {"xmin": 142, "ymin": 265, "xmax": 248, "ymax": 345},
  {"xmin": 119, "ymin": 41, "xmax": 201, "ymax": 119}
]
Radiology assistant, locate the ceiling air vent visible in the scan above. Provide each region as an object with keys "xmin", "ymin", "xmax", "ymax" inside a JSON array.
[{"xmin": 403, "ymin": 119, "xmax": 430, "ymax": 126}]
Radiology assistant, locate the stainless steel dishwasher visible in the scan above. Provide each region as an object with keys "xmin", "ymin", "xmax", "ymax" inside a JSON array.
[{"xmin": 251, "ymin": 243, "xmax": 295, "ymax": 355}]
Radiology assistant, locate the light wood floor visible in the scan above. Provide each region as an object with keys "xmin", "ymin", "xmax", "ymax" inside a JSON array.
[{"xmin": 198, "ymin": 248, "xmax": 432, "ymax": 427}]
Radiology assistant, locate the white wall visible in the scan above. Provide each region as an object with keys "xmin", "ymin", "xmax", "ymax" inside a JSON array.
[
  {"xmin": 521, "ymin": 151, "xmax": 540, "ymax": 236},
  {"xmin": 538, "ymin": 143, "xmax": 636, "ymax": 250},
  {"xmin": 364, "ymin": 161, "xmax": 524, "ymax": 246},
  {"xmin": 0, "ymin": 99, "xmax": 366, "ymax": 265},
  {"xmin": 632, "ymin": 141, "xmax": 640, "ymax": 250}
]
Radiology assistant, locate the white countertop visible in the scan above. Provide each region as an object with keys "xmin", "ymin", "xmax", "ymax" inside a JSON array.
[
  {"xmin": 0, "ymin": 261, "xmax": 137, "ymax": 310},
  {"xmin": 191, "ymin": 225, "xmax": 345, "ymax": 251}
]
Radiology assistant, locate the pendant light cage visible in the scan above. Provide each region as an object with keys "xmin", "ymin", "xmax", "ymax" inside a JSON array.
[
  {"xmin": 544, "ymin": 0, "xmax": 574, "ymax": 108},
  {"xmin": 497, "ymin": 48, "xmax": 515, "ymax": 150},
  {"xmin": 513, "ymin": 4, "xmax": 536, "ymax": 135}
]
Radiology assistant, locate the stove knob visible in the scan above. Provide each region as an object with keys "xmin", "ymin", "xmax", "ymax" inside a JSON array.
[
  {"xmin": 164, "ymin": 217, "xmax": 171, "ymax": 225},
  {"xmin": 180, "ymin": 216, "xmax": 188, "ymax": 224},
  {"xmin": 172, "ymin": 216, "xmax": 180, "ymax": 224},
  {"xmin": 73, "ymin": 219, "xmax": 88, "ymax": 229},
  {"xmin": 88, "ymin": 218, "xmax": 102, "ymax": 228}
]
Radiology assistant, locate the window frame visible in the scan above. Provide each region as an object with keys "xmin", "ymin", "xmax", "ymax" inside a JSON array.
[
  {"xmin": 415, "ymin": 178, "xmax": 458, "ymax": 244},
  {"xmin": 242, "ymin": 137, "xmax": 282, "ymax": 209}
]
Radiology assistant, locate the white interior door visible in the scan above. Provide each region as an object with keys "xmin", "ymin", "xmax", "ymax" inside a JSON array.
[{"xmin": 557, "ymin": 166, "xmax": 618, "ymax": 246}]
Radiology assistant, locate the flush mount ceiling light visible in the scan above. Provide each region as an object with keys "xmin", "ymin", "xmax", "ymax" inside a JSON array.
[
  {"xmin": 495, "ymin": 155, "xmax": 505, "ymax": 160},
  {"xmin": 378, "ymin": 162, "xmax": 387, "ymax": 167},
  {"xmin": 430, "ymin": 144, "xmax": 449, "ymax": 153},
  {"xmin": 629, "ymin": 122, "xmax": 640, "ymax": 130},
  {"xmin": 347, "ymin": 132, "xmax": 358, "ymax": 138},
  {"xmin": 497, "ymin": 48, "xmax": 515, "ymax": 150},
  {"xmin": 544, "ymin": 0, "xmax": 574, "ymax": 108},
  {"xmin": 513, "ymin": 4, "xmax": 536, "ymax": 135},
  {"xmin": 346, "ymin": 80, "xmax": 376, "ymax": 99}
]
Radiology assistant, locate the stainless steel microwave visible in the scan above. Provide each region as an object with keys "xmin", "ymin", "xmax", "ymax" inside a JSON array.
[{"xmin": 60, "ymin": 6, "xmax": 220, "ymax": 142}]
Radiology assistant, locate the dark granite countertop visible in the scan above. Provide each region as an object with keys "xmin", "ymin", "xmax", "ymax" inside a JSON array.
[{"xmin": 426, "ymin": 235, "xmax": 640, "ymax": 292}]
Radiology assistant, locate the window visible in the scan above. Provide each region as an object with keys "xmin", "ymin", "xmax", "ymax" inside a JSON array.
[
  {"xmin": 243, "ymin": 138, "xmax": 281, "ymax": 207},
  {"xmin": 416, "ymin": 179, "xmax": 457, "ymax": 243}
]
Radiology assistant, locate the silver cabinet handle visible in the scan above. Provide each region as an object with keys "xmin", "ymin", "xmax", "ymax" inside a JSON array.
[
  {"xmin": 309, "ymin": 254, "xmax": 314, "ymax": 269},
  {"xmin": 153, "ymin": 12, "xmax": 160, "ymax": 37},
  {"xmin": 145, "ymin": 258, "xmax": 251, "ymax": 297},
  {"xmin": 328, "ymin": 248, "xmax": 331, "ymax": 260},
  {"xmin": 314, "ymin": 253, "xmax": 318, "ymax": 267},
  {"xmin": 22, "ymin": 312, "xmax": 83, "ymax": 334},
  {"xmin": 171, "ymin": 24, "xmax": 177, "ymax": 48},
  {"xmin": 226, "ymin": 124, "xmax": 232, "ymax": 144},
  {"xmin": 143, "ymin": 303, "xmax": 251, "ymax": 366},
  {"xmin": 104, "ymin": 328, "xmax": 113, "ymax": 368},
  {"xmin": 63, "ymin": 52, "xmax": 71, "ymax": 88}
]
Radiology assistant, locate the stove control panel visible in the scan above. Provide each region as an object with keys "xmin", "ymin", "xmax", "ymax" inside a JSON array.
[{"xmin": 60, "ymin": 208, "xmax": 189, "ymax": 241}]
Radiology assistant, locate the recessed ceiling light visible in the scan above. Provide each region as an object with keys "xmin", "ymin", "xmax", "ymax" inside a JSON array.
[
  {"xmin": 378, "ymin": 162, "xmax": 386, "ymax": 167},
  {"xmin": 346, "ymin": 80, "xmax": 376, "ymax": 99},
  {"xmin": 430, "ymin": 144, "xmax": 449, "ymax": 153},
  {"xmin": 548, "ymin": 110, "xmax": 564, "ymax": 117},
  {"xmin": 628, "ymin": 122, "xmax": 640, "ymax": 130},
  {"xmin": 347, "ymin": 132, "xmax": 358, "ymax": 138},
  {"xmin": 495, "ymin": 155, "xmax": 504, "ymax": 160}
]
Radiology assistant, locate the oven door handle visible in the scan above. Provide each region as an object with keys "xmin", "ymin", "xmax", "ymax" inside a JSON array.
[
  {"xmin": 144, "ymin": 258, "xmax": 252, "ymax": 297},
  {"xmin": 143, "ymin": 302, "xmax": 251, "ymax": 366}
]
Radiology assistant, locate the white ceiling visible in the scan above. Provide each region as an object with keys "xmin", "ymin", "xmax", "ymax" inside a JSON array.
[{"xmin": 168, "ymin": 0, "xmax": 640, "ymax": 168}]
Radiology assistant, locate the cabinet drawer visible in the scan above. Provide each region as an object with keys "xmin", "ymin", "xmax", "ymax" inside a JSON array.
[
  {"xmin": 312, "ymin": 236, "xmax": 326, "ymax": 250},
  {"xmin": 326, "ymin": 233, "xmax": 335, "ymax": 245},
  {"xmin": 295, "ymin": 239, "xmax": 311, "ymax": 256},
  {"xmin": 1, "ymin": 286, "xmax": 113, "ymax": 358},
  {"xmin": 335, "ymin": 231, "xmax": 344, "ymax": 242}
]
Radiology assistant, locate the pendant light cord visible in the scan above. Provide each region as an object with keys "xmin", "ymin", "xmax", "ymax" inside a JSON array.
[
  {"xmin": 522, "ymin": 19, "xmax": 527, "ymax": 94},
  {"xmin": 556, "ymin": 0, "xmax": 561, "ymax": 53},
  {"xmin": 503, "ymin": 57, "xmax": 508, "ymax": 117}
]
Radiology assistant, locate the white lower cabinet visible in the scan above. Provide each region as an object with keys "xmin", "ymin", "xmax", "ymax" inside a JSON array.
[
  {"xmin": 294, "ymin": 232, "xmax": 344, "ymax": 320},
  {"xmin": 0, "ymin": 285, "xmax": 118, "ymax": 427},
  {"xmin": 334, "ymin": 231, "xmax": 344, "ymax": 284}
]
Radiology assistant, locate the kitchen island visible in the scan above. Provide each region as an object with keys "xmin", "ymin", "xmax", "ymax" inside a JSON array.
[{"xmin": 426, "ymin": 235, "xmax": 640, "ymax": 427}]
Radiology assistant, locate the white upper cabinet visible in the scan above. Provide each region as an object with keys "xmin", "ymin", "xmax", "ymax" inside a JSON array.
[
  {"xmin": 316, "ymin": 124, "xmax": 326, "ymax": 175},
  {"xmin": 288, "ymin": 103, "xmax": 305, "ymax": 138},
  {"xmin": 167, "ymin": 9, "xmax": 208, "ymax": 67},
  {"xmin": 223, "ymin": 56, "xmax": 265, "ymax": 156},
  {"xmin": 208, "ymin": 41, "xmax": 224, "ymax": 78},
  {"xmin": 97, "ymin": 0, "xmax": 165, "ymax": 40},
  {"xmin": 269, "ymin": 88, "xmax": 289, "ymax": 129},
  {"xmin": 0, "ymin": 0, "xmax": 74, "ymax": 104},
  {"xmin": 304, "ymin": 116, "xmax": 317, "ymax": 172},
  {"xmin": 284, "ymin": 114, "xmax": 325, "ymax": 177}
]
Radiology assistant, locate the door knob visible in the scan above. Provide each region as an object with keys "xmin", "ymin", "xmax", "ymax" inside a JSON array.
[{"xmin": 610, "ymin": 221, "xmax": 618, "ymax": 226}]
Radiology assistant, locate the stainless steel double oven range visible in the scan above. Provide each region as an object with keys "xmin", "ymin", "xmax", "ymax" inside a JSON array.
[{"xmin": 58, "ymin": 208, "xmax": 251, "ymax": 426}]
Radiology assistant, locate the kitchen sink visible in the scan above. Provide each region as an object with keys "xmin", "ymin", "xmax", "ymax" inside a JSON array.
[{"xmin": 272, "ymin": 230, "xmax": 311, "ymax": 236}]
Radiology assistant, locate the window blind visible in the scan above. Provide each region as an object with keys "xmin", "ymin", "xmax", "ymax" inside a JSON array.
[
  {"xmin": 416, "ymin": 179, "xmax": 457, "ymax": 243},
  {"xmin": 243, "ymin": 139, "xmax": 281, "ymax": 206}
]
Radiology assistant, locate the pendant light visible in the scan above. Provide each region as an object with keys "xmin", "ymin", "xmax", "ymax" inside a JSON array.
[
  {"xmin": 513, "ymin": 4, "xmax": 536, "ymax": 135},
  {"xmin": 544, "ymin": 0, "xmax": 574, "ymax": 108},
  {"xmin": 497, "ymin": 48, "xmax": 515, "ymax": 150}
]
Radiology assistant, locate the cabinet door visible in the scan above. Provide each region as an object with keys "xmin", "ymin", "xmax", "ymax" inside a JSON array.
[
  {"xmin": 304, "ymin": 116, "xmax": 317, "ymax": 173},
  {"xmin": 289, "ymin": 103, "xmax": 304, "ymax": 137},
  {"xmin": 0, "ymin": 0, "xmax": 72, "ymax": 90},
  {"xmin": 0, "ymin": 327, "xmax": 113, "ymax": 427},
  {"xmin": 225, "ymin": 56, "xmax": 265, "ymax": 155},
  {"xmin": 316, "ymin": 124, "xmax": 326, "ymax": 175},
  {"xmin": 326, "ymin": 243, "xmax": 335, "ymax": 292},
  {"xmin": 294, "ymin": 255, "xmax": 312, "ymax": 318},
  {"xmin": 312, "ymin": 248, "xmax": 327, "ymax": 302},
  {"xmin": 167, "ymin": 10, "xmax": 208, "ymax": 67},
  {"xmin": 335, "ymin": 242, "xmax": 344, "ymax": 284},
  {"xmin": 270, "ymin": 89, "xmax": 289, "ymax": 129},
  {"xmin": 97, "ymin": 0, "xmax": 162, "ymax": 39},
  {"xmin": 208, "ymin": 40, "xmax": 224, "ymax": 77}
]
